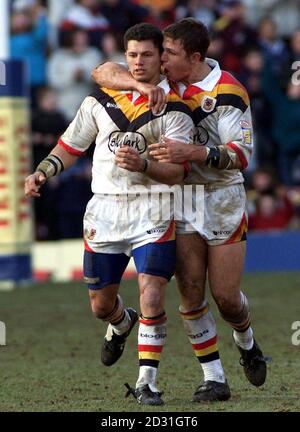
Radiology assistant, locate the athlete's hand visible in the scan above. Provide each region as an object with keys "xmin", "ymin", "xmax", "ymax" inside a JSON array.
[
  {"xmin": 135, "ymin": 82, "xmax": 166, "ymax": 115},
  {"xmin": 149, "ymin": 137, "xmax": 192, "ymax": 163},
  {"xmin": 24, "ymin": 172, "xmax": 46, "ymax": 197},
  {"xmin": 115, "ymin": 146, "xmax": 144, "ymax": 172}
]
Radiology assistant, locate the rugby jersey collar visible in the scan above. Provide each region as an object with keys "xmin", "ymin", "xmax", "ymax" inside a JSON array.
[
  {"xmin": 182, "ymin": 58, "xmax": 222, "ymax": 93},
  {"xmin": 131, "ymin": 76, "xmax": 170, "ymax": 103}
]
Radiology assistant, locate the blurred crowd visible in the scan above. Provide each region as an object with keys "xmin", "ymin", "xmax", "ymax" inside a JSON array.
[{"xmin": 9, "ymin": 0, "xmax": 300, "ymax": 239}]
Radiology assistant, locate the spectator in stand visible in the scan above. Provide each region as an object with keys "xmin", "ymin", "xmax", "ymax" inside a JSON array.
[
  {"xmin": 213, "ymin": 0, "xmax": 257, "ymax": 74},
  {"xmin": 48, "ymin": 28, "xmax": 102, "ymax": 120},
  {"xmin": 31, "ymin": 87, "xmax": 68, "ymax": 240},
  {"xmin": 101, "ymin": 0, "xmax": 149, "ymax": 40},
  {"xmin": 279, "ymin": 28, "xmax": 300, "ymax": 86},
  {"xmin": 136, "ymin": 0, "xmax": 174, "ymax": 14},
  {"xmin": 247, "ymin": 167, "xmax": 279, "ymax": 214},
  {"xmin": 32, "ymin": 87, "xmax": 68, "ymax": 167},
  {"xmin": 175, "ymin": 0, "xmax": 217, "ymax": 30},
  {"xmin": 248, "ymin": 190, "xmax": 295, "ymax": 231},
  {"xmin": 206, "ymin": 32, "xmax": 225, "ymax": 66},
  {"xmin": 10, "ymin": 2, "xmax": 48, "ymax": 106},
  {"xmin": 47, "ymin": 0, "xmax": 75, "ymax": 48},
  {"xmin": 289, "ymin": 28, "xmax": 300, "ymax": 63},
  {"xmin": 257, "ymin": 17, "xmax": 288, "ymax": 73},
  {"xmin": 237, "ymin": 49, "xmax": 275, "ymax": 169},
  {"xmin": 101, "ymin": 32, "xmax": 125, "ymax": 63},
  {"xmin": 145, "ymin": 8, "xmax": 174, "ymax": 30},
  {"xmin": 261, "ymin": 59, "xmax": 300, "ymax": 185},
  {"xmin": 56, "ymin": 158, "xmax": 93, "ymax": 239},
  {"xmin": 60, "ymin": 0, "xmax": 110, "ymax": 47}
]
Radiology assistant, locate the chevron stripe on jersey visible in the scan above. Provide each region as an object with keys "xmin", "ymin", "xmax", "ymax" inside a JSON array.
[
  {"xmin": 90, "ymin": 86, "xmax": 193, "ymax": 132},
  {"xmin": 59, "ymin": 78, "xmax": 194, "ymax": 195}
]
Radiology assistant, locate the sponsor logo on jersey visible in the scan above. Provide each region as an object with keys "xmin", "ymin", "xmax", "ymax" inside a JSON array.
[
  {"xmin": 106, "ymin": 102, "xmax": 120, "ymax": 109},
  {"xmin": 108, "ymin": 131, "xmax": 147, "ymax": 154},
  {"xmin": 193, "ymin": 126, "xmax": 209, "ymax": 146},
  {"xmin": 239, "ymin": 119, "xmax": 252, "ymax": 145},
  {"xmin": 201, "ymin": 95, "xmax": 217, "ymax": 113}
]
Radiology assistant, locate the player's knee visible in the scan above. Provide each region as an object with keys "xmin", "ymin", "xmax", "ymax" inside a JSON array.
[
  {"xmin": 213, "ymin": 292, "xmax": 242, "ymax": 317},
  {"xmin": 140, "ymin": 280, "xmax": 165, "ymax": 316},
  {"xmin": 176, "ymin": 277, "xmax": 204, "ymax": 304},
  {"xmin": 90, "ymin": 298, "xmax": 115, "ymax": 319}
]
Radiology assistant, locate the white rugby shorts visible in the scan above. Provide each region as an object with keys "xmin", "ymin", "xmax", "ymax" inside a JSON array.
[
  {"xmin": 176, "ymin": 183, "xmax": 248, "ymax": 245},
  {"xmin": 84, "ymin": 193, "xmax": 175, "ymax": 255}
]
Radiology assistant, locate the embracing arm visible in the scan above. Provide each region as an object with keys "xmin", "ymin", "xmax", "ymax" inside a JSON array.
[
  {"xmin": 115, "ymin": 146, "xmax": 184, "ymax": 185},
  {"xmin": 91, "ymin": 62, "xmax": 166, "ymax": 113},
  {"xmin": 144, "ymin": 160, "xmax": 185, "ymax": 185},
  {"xmin": 92, "ymin": 62, "xmax": 138, "ymax": 90}
]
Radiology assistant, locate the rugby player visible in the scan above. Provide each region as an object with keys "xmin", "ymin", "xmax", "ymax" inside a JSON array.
[
  {"xmin": 91, "ymin": 18, "xmax": 267, "ymax": 402},
  {"xmin": 25, "ymin": 23, "xmax": 194, "ymax": 406}
]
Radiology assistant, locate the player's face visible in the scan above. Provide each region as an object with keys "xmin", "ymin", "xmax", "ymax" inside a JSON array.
[
  {"xmin": 161, "ymin": 37, "xmax": 192, "ymax": 83},
  {"xmin": 125, "ymin": 40, "xmax": 161, "ymax": 85}
]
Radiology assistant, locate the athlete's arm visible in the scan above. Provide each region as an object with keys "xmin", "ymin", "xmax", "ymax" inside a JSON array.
[
  {"xmin": 216, "ymin": 105, "xmax": 253, "ymax": 170},
  {"xmin": 149, "ymin": 137, "xmax": 245, "ymax": 169},
  {"xmin": 24, "ymin": 145, "xmax": 79, "ymax": 197},
  {"xmin": 91, "ymin": 62, "xmax": 165, "ymax": 113},
  {"xmin": 149, "ymin": 138, "xmax": 208, "ymax": 164},
  {"xmin": 25, "ymin": 96, "xmax": 98, "ymax": 198},
  {"xmin": 115, "ymin": 146, "xmax": 184, "ymax": 185}
]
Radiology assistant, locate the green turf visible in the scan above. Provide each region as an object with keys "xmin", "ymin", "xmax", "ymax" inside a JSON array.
[{"xmin": 0, "ymin": 273, "xmax": 300, "ymax": 412}]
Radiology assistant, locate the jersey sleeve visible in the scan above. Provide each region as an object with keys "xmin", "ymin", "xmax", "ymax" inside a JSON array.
[
  {"xmin": 164, "ymin": 107, "xmax": 194, "ymax": 144},
  {"xmin": 163, "ymin": 104, "xmax": 195, "ymax": 175},
  {"xmin": 58, "ymin": 96, "xmax": 99, "ymax": 155},
  {"xmin": 217, "ymin": 104, "xmax": 253, "ymax": 170}
]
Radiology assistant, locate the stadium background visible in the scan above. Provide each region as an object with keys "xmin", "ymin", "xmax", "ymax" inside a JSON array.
[{"xmin": 0, "ymin": 0, "xmax": 300, "ymax": 413}]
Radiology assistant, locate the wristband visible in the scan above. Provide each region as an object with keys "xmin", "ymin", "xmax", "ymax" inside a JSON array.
[
  {"xmin": 36, "ymin": 154, "xmax": 64, "ymax": 178},
  {"xmin": 140, "ymin": 159, "xmax": 149, "ymax": 173},
  {"xmin": 205, "ymin": 146, "xmax": 220, "ymax": 168}
]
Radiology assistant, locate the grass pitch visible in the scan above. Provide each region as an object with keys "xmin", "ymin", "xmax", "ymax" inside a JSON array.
[{"xmin": 0, "ymin": 273, "xmax": 300, "ymax": 412}]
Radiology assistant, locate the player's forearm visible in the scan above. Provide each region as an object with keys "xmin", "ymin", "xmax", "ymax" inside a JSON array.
[
  {"xmin": 187, "ymin": 145, "xmax": 208, "ymax": 164},
  {"xmin": 91, "ymin": 62, "xmax": 139, "ymax": 91},
  {"xmin": 51, "ymin": 144, "xmax": 79, "ymax": 170},
  {"xmin": 145, "ymin": 160, "xmax": 184, "ymax": 185},
  {"xmin": 189, "ymin": 144, "xmax": 243, "ymax": 169},
  {"xmin": 35, "ymin": 144, "xmax": 79, "ymax": 178}
]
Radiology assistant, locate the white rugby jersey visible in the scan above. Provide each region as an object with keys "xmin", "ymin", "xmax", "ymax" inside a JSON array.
[
  {"xmin": 177, "ymin": 58, "xmax": 253, "ymax": 186},
  {"xmin": 59, "ymin": 79, "xmax": 194, "ymax": 194}
]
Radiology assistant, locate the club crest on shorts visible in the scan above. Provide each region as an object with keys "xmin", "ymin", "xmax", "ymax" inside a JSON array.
[
  {"xmin": 85, "ymin": 228, "xmax": 97, "ymax": 241},
  {"xmin": 201, "ymin": 96, "xmax": 217, "ymax": 113}
]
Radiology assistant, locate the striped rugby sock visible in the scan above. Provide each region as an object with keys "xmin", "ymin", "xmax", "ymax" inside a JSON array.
[
  {"xmin": 180, "ymin": 302, "xmax": 225, "ymax": 383},
  {"xmin": 136, "ymin": 312, "xmax": 167, "ymax": 391},
  {"xmin": 221, "ymin": 292, "xmax": 254, "ymax": 350},
  {"xmin": 102, "ymin": 295, "xmax": 131, "ymax": 336}
]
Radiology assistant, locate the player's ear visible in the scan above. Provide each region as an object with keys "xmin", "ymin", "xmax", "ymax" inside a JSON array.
[{"xmin": 190, "ymin": 52, "xmax": 201, "ymax": 64}]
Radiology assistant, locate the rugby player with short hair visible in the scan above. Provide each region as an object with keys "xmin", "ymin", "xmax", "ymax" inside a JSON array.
[
  {"xmin": 92, "ymin": 18, "xmax": 267, "ymax": 403},
  {"xmin": 25, "ymin": 23, "xmax": 194, "ymax": 406}
]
